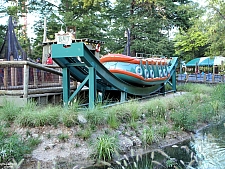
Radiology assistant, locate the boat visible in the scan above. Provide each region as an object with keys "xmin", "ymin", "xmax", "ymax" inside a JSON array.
[{"xmin": 99, "ymin": 53, "xmax": 171, "ymax": 86}]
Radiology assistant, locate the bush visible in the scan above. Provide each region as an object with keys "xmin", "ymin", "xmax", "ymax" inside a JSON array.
[
  {"xmin": 141, "ymin": 127, "xmax": 158, "ymax": 145},
  {"xmin": 86, "ymin": 106, "xmax": 107, "ymax": 125},
  {"xmin": 0, "ymin": 99, "xmax": 21, "ymax": 122},
  {"xmin": 0, "ymin": 125, "xmax": 40, "ymax": 163},
  {"xmin": 91, "ymin": 134, "xmax": 119, "ymax": 161}
]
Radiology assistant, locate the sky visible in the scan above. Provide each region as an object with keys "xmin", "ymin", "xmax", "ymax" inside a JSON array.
[
  {"xmin": 0, "ymin": 0, "xmax": 207, "ymax": 40},
  {"xmin": 0, "ymin": 0, "xmax": 60, "ymax": 40}
]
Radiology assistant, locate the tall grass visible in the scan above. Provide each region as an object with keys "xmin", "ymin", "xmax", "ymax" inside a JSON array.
[
  {"xmin": 0, "ymin": 99, "xmax": 21, "ymax": 121},
  {"xmin": 91, "ymin": 133, "xmax": 119, "ymax": 161},
  {"xmin": 0, "ymin": 83, "xmax": 225, "ymax": 166}
]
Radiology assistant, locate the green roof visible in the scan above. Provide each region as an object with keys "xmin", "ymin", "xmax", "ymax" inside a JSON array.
[{"xmin": 186, "ymin": 57, "xmax": 225, "ymax": 67}]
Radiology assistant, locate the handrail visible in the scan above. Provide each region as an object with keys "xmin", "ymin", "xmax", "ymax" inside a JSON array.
[{"xmin": 0, "ymin": 61, "xmax": 62, "ymax": 76}]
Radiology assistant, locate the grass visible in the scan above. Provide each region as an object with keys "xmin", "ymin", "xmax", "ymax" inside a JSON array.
[
  {"xmin": 0, "ymin": 83, "xmax": 225, "ymax": 167},
  {"xmin": 58, "ymin": 133, "xmax": 69, "ymax": 142},
  {"xmin": 91, "ymin": 133, "xmax": 119, "ymax": 161}
]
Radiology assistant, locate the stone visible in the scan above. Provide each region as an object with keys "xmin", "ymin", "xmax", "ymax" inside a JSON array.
[{"xmin": 77, "ymin": 114, "xmax": 87, "ymax": 124}]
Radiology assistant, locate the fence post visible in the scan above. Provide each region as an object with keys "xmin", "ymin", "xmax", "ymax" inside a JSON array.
[
  {"xmin": 23, "ymin": 64, "xmax": 29, "ymax": 98},
  {"xmin": 203, "ymin": 74, "xmax": 206, "ymax": 82},
  {"xmin": 3, "ymin": 67, "xmax": 8, "ymax": 87},
  {"xmin": 34, "ymin": 68, "xmax": 38, "ymax": 86}
]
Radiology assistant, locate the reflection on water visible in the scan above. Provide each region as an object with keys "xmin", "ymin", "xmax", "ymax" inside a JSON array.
[{"xmin": 191, "ymin": 121, "xmax": 225, "ymax": 169}]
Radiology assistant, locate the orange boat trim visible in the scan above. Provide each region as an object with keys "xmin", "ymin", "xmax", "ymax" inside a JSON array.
[
  {"xmin": 100, "ymin": 54, "xmax": 168, "ymax": 65},
  {"xmin": 110, "ymin": 69, "xmax": 169, "ymax": 81}
]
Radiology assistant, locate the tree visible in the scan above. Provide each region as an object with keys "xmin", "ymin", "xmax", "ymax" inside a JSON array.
[
  {"xmin": 104, "ymin": 0, "xmax": 200, "ymax": 57},
  {"xmin": 205, "ymin": 0, "xmax": 225, "ymax": 56},
  {"xmin": 174, "ymin": 24, "xmax": 208, "ymax": 61}
]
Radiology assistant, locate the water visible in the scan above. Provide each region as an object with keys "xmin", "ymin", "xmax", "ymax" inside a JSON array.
[
  {"xmin": 164, "ymin": 121, "xmax": 225, "ymax": 169},
  {"xmin": 190, "ymin": 121, "xmax": 225, "ymax": 169}
]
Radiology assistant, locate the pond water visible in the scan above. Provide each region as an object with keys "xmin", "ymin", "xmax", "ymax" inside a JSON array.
[
  {"xmin": 163, "ymin": 120, "xmax": 225, "ymax": 169},
  {"xmin": 190, "ymin": 121, "xmax": 225, "ymax": 169},
  {"xmin": 88, "ymin": 120, "xmax": 225, "ymax": 169}
]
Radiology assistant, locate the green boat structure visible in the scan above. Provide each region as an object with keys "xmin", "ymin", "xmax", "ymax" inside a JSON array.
[{"xmin": 100, "ymin": 53, "xmax": 173, "ymax": 86}]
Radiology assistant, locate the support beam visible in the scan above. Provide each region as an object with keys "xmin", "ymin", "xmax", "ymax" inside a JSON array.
[
  {"xmin": 120, "ymin": 91, "xmax": 127, "ymax": 102},
  {"xmin": 89, "ymin": 67, "xmax": 96, "ymax": 109},
  {"xmin": 160, "ymin": 83, "xmax": 165, "ymax": 95},
  {"xmin": 172, "ymin": 70, "xmax": 176, "ymax": 92},
  {"xmin": 69, "ymin": 75, "xmax": 89, "ymax": 102},
  {"xmin": 62, "ymin": 67, "xmax": 70, "ymax": 107}
]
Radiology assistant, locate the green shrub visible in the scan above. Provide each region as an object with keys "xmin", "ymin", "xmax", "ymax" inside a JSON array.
[
  {"xmin": 158, "ymin": 125, "xmax": 169, "ymax": 138},
  {"xmin": 86, "ymin": 106, "xmax": 107, "ymax": 125},
  {"xmin": 58, "ymin": 133, "xmax": 69, "ymax": 142},
  {"xmin": 141, "ymin": 127, "xmax": 157, "ymax": 145},
  {"xmin": 170, "ymin": 108, "xmax": 197, "ymax": 131},
  {"xmin": 91, "ymin": 134, "xmax": 119, "ymax": 161},
  {"xmin": 76, "ymin": 127, "xmax": 92, "ymax": 140},
  {"xmin": 0, "ymin": 126, "xmax": 40, "ymax": 163},
  {"xmin": 0, "ymin": 99, "xmax": 21, "ymax": 122},
  {"xmin": 107, "ymin": 112, "xmax": 120, "ymax": 129}
]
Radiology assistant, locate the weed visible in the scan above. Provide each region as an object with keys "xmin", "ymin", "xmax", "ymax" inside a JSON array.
[
  {"xmin": 27, "ymin": 137, "xmax": 41, "ymax": 147},
  {"xmin": 69, "ymin": 97, "xmax": 84, "ymax": 111},
  {"xmin": 0, "ymin": 128, "xmax": 37, "ymax": 164},
  {"xmin": 171, "ymin": 108, "xmax": 197, "ymax": 131},
  {"xmin": 158, "ymin": 125, "xmax": 169, "ymax": 138},
  {"xmin": 26, "ymin": 130, "xmax": 32, "ymax": 137},
  {"xmin": 127, "ymin": 101, "xmax": 139, "ymax": 121},
  {"xmin": 91, "ymin": 133, "xmax": 119, "ymax": 161},
  {"xmin": 76, "ymin": 128, "xmax": 91, "ymax": 140},
  {"xmin": 47, "ymin": 133, "xmax": 51, "ymax": 139},
  {"xmin": 61, "ymin": 110, "xmax": 78, "ymax": 127},
  {"xmin": 75, "ymin": 143, "xmax": 80, "ymax": 148},
  {"xmin": 86, "ymin": 106, "xmax": 107, "ymax": 125},
  {"xmin": 129, "ymin": 120, "xmax": 138, "ymax": 130},
  {"xmin": 58, "ymin": 133, "xmax": 69, "ymax": 142},
  {"xmin": 107, "ymin": 112, "xmax": 120, "ymax": 129},
  {"xmin": 141, "ymin": 127, "xmax": 157, "ymax": 145},
  {"xmin": 0, "ymin": 99, "xmax": 21, "ymax": 122}
]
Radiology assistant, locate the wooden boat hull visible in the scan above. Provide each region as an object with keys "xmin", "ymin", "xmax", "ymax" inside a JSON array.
[{"xmin": 100, "ymin": 54, "xmax": 171, "ymax": 86}]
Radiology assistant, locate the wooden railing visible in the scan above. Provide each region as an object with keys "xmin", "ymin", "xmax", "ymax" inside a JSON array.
[{"xmin": 0, "ymin": 61, "xmax": 66, "ymax": 98}]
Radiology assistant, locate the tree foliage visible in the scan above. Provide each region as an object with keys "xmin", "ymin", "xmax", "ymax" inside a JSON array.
[
  {"xmin": 0, "ymin": 0, "xmax": 224, "ymax": 61},
  {"xmin": 205, "ymin": 0, "xmax": 225, "ymax": 56}
]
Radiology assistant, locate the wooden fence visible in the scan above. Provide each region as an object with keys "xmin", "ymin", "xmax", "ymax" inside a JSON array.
[{"xmin": 0, "ymin": 61, "xmax": 65, "ymax": 97}]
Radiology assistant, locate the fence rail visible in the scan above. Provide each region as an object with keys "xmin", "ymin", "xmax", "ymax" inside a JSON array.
[
  {"xmin": 0, "ymin": 61, "xmax": 69, "ymax": 98},
  {"xmin": 177, "ymin": 73, "xmax": 225, "ymax": 83}
]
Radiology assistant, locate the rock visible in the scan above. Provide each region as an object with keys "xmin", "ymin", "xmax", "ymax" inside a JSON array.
[
  {"xmin": 118, "ymin": 136, "xmax": 133, "ymax": 153},
  {"xmin": 130, "ymin": 136, "xmax": 142, "ymax": 147},
  {"xmin": 32, "ymin": 134, "xmax": 39, "ymax": 138},
  {"xmin": 23, "ymin": 154, "xmax": 32, "ymax": 158},
  {"xmin": 78, "ymin": 114, "xmax": 87, "ymax": 124}
]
